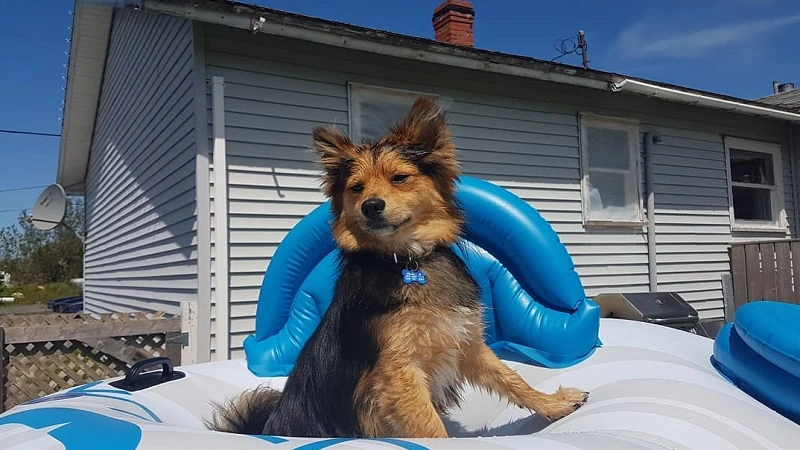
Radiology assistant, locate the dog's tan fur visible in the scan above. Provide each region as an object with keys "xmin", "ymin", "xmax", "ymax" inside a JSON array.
[{"xmin": 350, "ymin": 255, "xmax": 588, "ymax": 438}]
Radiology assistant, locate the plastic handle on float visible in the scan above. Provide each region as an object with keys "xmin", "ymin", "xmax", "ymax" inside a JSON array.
[{"xmin": 110, "ymin": 357, "xmax": 186, "ymax": 392}]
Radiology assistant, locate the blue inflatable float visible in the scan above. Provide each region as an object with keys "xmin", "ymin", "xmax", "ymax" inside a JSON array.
[
  {"xmin": 243, "ymin": 176, "xmax": 602, "ymax": 376},
  {"xmin": 713, "ymin": 300, "xmax": 800, "ymax": 423}
]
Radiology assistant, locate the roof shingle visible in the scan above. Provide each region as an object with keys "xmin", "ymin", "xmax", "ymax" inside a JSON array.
[{"xmin": 759, "ymin": 89, "xmax": 800, "ymax": 110}]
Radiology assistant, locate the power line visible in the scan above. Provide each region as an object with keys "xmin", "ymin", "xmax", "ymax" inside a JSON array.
[
  {"xmin": 0, "ymin": 208, "xmax": 26, "ymax": 214},
  {"xmin": 0, "ymin": 129, "xmax": 61, "ymax": 138},
  {"xmin": 0, "ymin": 185, "xmax": 47, "ymax": 194}
]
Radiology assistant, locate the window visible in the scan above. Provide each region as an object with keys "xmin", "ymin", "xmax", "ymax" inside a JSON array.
[
  {"xmin": 579, "ymin": 114, "xmax": 643, "ymax": 226},
  {"xmin": 725, "ymin": 137, "xmax": 786, "ymax": 231},
  {"xmin": 348, "ymin": 83, "xmax": 444, "ymax": 142}
]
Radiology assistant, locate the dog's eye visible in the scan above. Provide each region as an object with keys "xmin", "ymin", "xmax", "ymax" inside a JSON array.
[
  {"xmin": 350, "ymin": 183, "xmax": 364, "ymax": 193},
  {"xmin": 392, "ymin": 174, "xmax": 409, "ymax": 184}
]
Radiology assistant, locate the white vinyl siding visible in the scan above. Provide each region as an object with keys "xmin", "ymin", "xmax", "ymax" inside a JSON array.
[
  {"xmin": 647, "ymin": 129, "xmax": 737, "ymax": 314},
  {"xmin": 84, "ymin": 9, "xmax": 196, "ymax": 315},
  {"xmin": 199, "ymin": 25, "xmax": 794, "ymax": 356}
]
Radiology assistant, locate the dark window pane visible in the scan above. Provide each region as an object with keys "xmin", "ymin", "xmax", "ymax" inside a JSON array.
[
  {"xmin": 356, "ymin": 98, "xmax": 416, "ymax": 142},
  {"xmin": 732, "ymin": 186, "xmax": 772, "ymax": 221},
  {"xmin": 730, "ymin": 149, "xmax": 774, "ymax": 185},
  {"xmin": 587, "ymin": 127, "xmax": 631, "ymax": 170},
  {"xmin": 587, "ymin": 170, "xmax": 639, "ymax": 221}
]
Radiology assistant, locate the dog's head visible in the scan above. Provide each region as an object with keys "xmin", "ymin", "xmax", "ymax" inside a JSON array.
[{"xmin": 312, "ymin": 97, "xmax": 463, "ymax": 256}]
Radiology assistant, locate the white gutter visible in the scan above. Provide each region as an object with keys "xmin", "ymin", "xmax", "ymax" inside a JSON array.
[
  {"xmin": 142, "ymin": 0, "xmax": 610, "ymax": 91},
  {"xmin": 611, "ymin": 79, "xmax": 800, "ymax": 123},
  {"xmin": 211, "ymin": 76, "xmax": 230, "ymax": 361}
]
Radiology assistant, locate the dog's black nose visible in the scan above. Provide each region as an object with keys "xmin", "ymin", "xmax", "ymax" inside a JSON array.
[{"xmin": 361, "ymin": 198, "xmax": 386, "ymax": 220}]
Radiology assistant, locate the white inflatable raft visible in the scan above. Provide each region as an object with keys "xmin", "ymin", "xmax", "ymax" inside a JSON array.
[{"xmin": 0, "ymin": 318, "xmax": 797, "ymax": 450}]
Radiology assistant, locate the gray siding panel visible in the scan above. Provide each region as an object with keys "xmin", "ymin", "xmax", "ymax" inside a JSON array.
[
  {"xmin": 204, "ymin": 26, "xmax": 794, "ymax": 355},
  {"xmin": 84, "ymin": 9, "xmax": 196, "ymax": 315}
]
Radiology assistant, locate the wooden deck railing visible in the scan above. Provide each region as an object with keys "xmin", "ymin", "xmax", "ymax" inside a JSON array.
[
  {"xmin": 0, "ymin": 311, "xmax": 182, "ymax": 412},
  {"xmin": 728, "ymin": 238, "xmax": 800, "ymax": 314}
]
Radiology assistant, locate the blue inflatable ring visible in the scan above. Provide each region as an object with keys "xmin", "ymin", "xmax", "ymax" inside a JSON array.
[{"xmin": 243, "ymin": 176, "xmax": 601, "ymax": 376}]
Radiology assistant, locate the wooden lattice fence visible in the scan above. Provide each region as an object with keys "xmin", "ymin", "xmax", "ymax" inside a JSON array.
[{"xmin": 0, "ymin": 311, "xmax": 182, "ymax": 412}]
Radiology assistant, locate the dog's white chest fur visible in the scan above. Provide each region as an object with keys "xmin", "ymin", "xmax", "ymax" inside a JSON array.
[
  {"xmin": 429, "ymin": 348, "xmax": 462, "ymax": 407},
  {"xmin": 425, "ymin": 306, "xmax": 475, "ymax": 408}
]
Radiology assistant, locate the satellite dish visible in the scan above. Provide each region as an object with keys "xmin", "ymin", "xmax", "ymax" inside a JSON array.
[{"xmin": 31, "ymin": 184, "xmax": 68, "ymax": 231}]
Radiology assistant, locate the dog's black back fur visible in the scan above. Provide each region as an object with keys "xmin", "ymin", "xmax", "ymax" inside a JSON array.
[{"xmin": 253, "ymin": 245, "xmax": 478, "ymax": 437}]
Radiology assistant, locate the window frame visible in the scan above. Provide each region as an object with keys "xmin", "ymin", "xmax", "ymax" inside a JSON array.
[
  {"xmin": 347, "ymin": 82, "xmax": 442, "ymax": 142},
  {"xmin": 578, "ymin": 113, "xmax": 644, "ymax": 228},
  {"xmin": 724, "ymin": 136, "xmax": 787, "ymax": 232}
]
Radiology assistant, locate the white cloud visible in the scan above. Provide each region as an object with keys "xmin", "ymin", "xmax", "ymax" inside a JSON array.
[{"xmin": 614, "ymin": 13, "xmax": 800, "ymax": 60}]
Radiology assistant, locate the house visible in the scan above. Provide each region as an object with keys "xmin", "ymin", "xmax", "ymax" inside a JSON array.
[{"xmin": 58, "ymin": 0, "xmax": 800, "ymax": 364}]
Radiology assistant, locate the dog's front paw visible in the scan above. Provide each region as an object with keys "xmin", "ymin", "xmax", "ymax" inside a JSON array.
[{"xmin": 539, "ymin": 387, "xmax": 589, "ymax": 421}]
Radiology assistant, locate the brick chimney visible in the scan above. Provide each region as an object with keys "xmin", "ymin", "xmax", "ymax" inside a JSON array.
[{"xmin": 432, "ymin": 0, "xmax": 475, "ymax": 47}]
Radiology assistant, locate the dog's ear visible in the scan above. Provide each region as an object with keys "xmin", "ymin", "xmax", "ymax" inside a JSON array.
[
  {"xmin": 312, "ymin": 126, "xmax": 357, "ymax": 197},
  {"xmin": 386, "ymin": 97, "xmax": 459, "ymax": 180},
  {"xmin": 390, "ymin": 97, "xmax": 452, "ymax": 154},
  {"xmin": 312, "ymin": 126, "xmax": 354, "ymax": 171}
]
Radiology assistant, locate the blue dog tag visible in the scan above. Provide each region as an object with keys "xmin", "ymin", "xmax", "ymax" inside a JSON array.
[{"xmin": 402, "ymin": 269, "xmax": 427, "ymax": 285}]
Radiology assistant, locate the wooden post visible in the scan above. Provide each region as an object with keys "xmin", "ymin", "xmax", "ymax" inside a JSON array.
[
  {"xmin": 181, "ymin": 300, "xmax": 197, "ymax": 366},
  {"xmin": 744, "ymin": 244, "xmax": 762, "ymax": 302},
  {"xmin": 775, "ymin": 241, "xmax": 793, "ymax": 302},
  {"xmin": 792, "ymin": 241, "xmax": 800, "ymax": 304},
  {"xmin": 165, "ymin": 332, "xmax": 182, "ymax": 367},
  {"xmin": 761, "ymin": 243, "xmax": 777, "ymax": 300},
  {"xmin": 721, "ymin": 273, "xmax": 735, "ymax": 323},
  {"xmin": 0, "ymin": 327, "xmax": 5, "ymax": 413},
  {"xmin": 729, "ymin": 244, "xmax": 748, "ymax": 312}
]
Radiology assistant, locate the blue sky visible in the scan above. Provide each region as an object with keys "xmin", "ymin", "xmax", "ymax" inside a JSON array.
[{"xmin": 0, "ymin": 0, "xmax": 797, "ymax": 228}]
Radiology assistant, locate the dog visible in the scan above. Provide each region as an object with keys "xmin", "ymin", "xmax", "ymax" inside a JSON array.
[{"xmin": 209, "ymin": 97, "xmax": 589, "ymax": 438}]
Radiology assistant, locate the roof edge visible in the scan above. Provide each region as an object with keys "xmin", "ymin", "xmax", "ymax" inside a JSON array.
[
  {"xmin": 57, "ymin": 1, "xmax": 113, "ymax": 195},
  {"xmin": 143, "ymin": 0, "xmax": 800, "ymax": 123},
  {"xmin": 141, "ymin": 0, "xmax": 617, "ymax": 91},
  {"xmin": 612, "ymin": 79, "xmax": 800, "ymax": 123}
]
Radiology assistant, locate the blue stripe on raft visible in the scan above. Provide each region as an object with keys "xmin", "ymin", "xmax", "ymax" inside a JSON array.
[
  {"xmin": 251, "ymin": 435, "xmax": 290, "ymax": 444},
  {"xmin": 106, "ymin": 407, "xmax": 153, "ymax": 422},
  {"xmin": 22, "ymin": 382, "xmax": 162, "ymax": 423},
  {"xmin": 293, "ymin": 438, "xmax": 350, "ymax": 449},
  {"xmin": 372, "ymin": 438, "xmax": 431, "ymax": 449},
  {"xmin": 293, "ymin": 438, "xmax": 430, "ymax": 450}
]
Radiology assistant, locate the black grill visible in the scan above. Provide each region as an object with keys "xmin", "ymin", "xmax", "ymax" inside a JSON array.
[{"xmin": 593, "ymin": 292, "xmax": 722, "ymax": 338}]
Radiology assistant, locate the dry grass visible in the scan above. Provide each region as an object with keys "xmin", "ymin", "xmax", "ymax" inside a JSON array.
[{"xmin": 0, "ymin": 282, "xmax": 82, "ymax": 307}]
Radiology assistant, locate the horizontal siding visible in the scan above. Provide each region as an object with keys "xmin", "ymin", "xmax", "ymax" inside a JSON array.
[
  {"xmin": 84, "ymin": 9, "xmax": 196, "ymax": 315},
  {"xmin": 204, "ymin": 25, "xmax": 795, "ymax": 352},
  {"xmin": 646, "ymin": 128, "xmax": 730, "ymax": 317}
]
